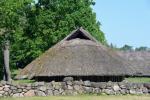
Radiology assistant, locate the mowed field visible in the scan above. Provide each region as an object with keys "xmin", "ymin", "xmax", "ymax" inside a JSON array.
[{"xmin": 0, "ymin": 95, "xmax": 150, "ymax": 100}]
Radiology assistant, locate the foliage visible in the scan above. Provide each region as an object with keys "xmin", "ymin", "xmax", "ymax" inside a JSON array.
[
  {"xmin": 0, "ymin": 0, "xmax": 31, "ymax": 37},
  {"xmin": 135, "ymin": 47, "xmax": 150, "ymax": 51},
  {"xmin": 125, "ymin": 77, "xmax": 150, "ymax": 83},
  {"xmin": 109, "ymin": 43, "xmax": 119, "ymax": 50},
  {"xmin": 109, "ymin": 43, "xmax": 150, "ymax": 52},
  {"xmin": 0, "ymin": 0, "xmax": 106, "ymax": 80},
  {"xmin": 12, "ymin": 0, "xmax": 107, "ymax": 68},
  {"xmin": 120, "ymin": 45, "xmax": 133, "ymax": 51},
  {"xmin": 0, "ymin": 0, "xmax": 32, "ymax": 80}
]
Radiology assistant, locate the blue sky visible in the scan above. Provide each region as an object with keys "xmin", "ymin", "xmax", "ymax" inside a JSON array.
[{"xmin": 93, "ymin": 0, "xmax": 150, "ymax": 47}]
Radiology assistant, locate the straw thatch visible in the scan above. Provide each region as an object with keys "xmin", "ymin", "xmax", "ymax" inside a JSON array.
[
  {"xmin": 117, "ymin": 51, "xmax": 150, "ymax": 76},
  {"xmin": 16, "ymin": 28, "xmax": 134, "ymax": 79}
]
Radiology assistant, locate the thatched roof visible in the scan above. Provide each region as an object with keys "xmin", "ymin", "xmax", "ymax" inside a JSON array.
[
  {"xmin": 117, "ymin": 51, "xmax": 150, "ymax": 76},
  {"xmin": 16, "ymin": 28, "xmax": 134, "ymax": 79}
]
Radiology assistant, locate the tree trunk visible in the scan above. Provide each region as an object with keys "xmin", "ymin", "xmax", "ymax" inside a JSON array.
[{"xmin": 3, "ymin": 41, "xmax": 11, "ymax": 82}]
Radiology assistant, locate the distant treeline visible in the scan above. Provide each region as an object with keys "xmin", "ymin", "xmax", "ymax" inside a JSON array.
[{"xmin": 109, "ymin": 44, "xmax": 150, "ymax": 52}]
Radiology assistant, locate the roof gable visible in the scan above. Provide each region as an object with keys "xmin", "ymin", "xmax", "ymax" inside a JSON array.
[
  {"xmin": 61, "ymin": 27, "xmax": 98, "ymax": 43},
  {"xmin": 66, "ymin": 30, "xmax": 91, "ymax": 41}
]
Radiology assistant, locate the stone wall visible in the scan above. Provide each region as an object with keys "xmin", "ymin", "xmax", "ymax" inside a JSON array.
[{"xmin": 0, "ymin": 80, "xmax": 150, "ymax": 97}]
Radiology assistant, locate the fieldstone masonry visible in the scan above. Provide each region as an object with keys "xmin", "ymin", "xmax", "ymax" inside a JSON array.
[{"xmin": 0, "ymin": 79, "xmax": 149, "ymax": 97}]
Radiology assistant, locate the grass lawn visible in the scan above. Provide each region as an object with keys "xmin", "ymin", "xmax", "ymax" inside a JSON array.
[
  {"xmin": 12, "ymin": 77, "xmax": 150, "ymax": 84},
  {"xmin": 12, "ymin": 80, "xmax": 35, "ymax": 84},
  {"xmin": 0, "ymin": 95, "xmax": 150, "ymax": 100},
  {"xmin": 125, "ymin": 77, "xmax": 150, "ymax": 83}
]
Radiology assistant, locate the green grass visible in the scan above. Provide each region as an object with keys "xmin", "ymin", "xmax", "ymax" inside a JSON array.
[
  {"xmin": 11, "ymin": 69, "xmax": 35, "ymax": 84},
  {"xmin": 125, "ymin": 77, "xmax": 150, "ymax": 83},
  {"xmin": 0, "ymin": 95, "xmax": 150, "ymax": 100},
  {"xmin": 12, "ymin": 80, "xmax": 35, "ymax": 84},
  {"xmin": 12, "ymin": 77, "xmax": 150, "ymax": 84},
  {"xmin": 11, "ymin": 70, "xmax": 20, "ymax": 79}
]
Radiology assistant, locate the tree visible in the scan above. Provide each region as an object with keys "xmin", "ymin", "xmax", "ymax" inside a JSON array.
[
  {"xmin": 0, "ymin": 0, "xmax": 106, "ymax": 80},
  {"xmin": 120, "ymin": 45, "xmax": 133, "ymax": 51},
  {"xmin": 109, "ymin": 43, "xmax": 118, "ymax": 50},
  {"xmin": 135, "ymin": 46, "xmax": 148, "ymax": 51},
  {"xmin": 20, "ymin": 0, "xmax": 106, "ymax": 66},
  {"xmin": 0, "ymin": 0, "xmax": 31, "ymax": 81},
  {"xmin": 0, "ymin": 36, "xmax": 3, "ymax": 79},
  {"xmin": 37, "ymin": 0, "xmax": 106, "ymax": 43}
]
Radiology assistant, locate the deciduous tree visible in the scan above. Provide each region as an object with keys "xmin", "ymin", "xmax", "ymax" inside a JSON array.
[{"xmin": 0, "ymin": 0, "xmax": 31, "ymax": 81}]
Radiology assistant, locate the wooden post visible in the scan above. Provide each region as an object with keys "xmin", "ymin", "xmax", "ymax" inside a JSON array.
[{"xmin": 3, "ymin": 40, "xmax": 11, "ymax": 82}]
